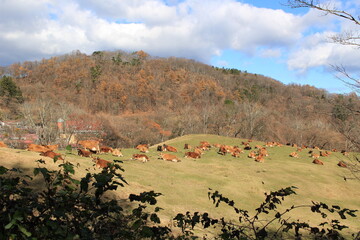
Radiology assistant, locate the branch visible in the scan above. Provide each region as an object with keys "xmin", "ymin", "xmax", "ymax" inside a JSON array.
[{"xmin": 285, "ymin": 0, "xmax": 360, "ymax": 25}]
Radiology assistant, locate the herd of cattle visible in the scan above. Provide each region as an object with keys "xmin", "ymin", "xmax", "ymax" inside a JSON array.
[{"xmin": 0, "ymin": 139, "xmax": 350, "ymax": 169}]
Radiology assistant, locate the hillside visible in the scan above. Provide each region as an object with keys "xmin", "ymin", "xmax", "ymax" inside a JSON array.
[
  {"xmin": 1, "ymin": 134, "xmax": 359, "ymax": 237},
  {"xmin": 1, "ymin": 50, "xmax": 360, "ymax": 151}
]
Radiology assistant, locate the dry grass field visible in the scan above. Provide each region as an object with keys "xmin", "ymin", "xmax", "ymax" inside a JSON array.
[{"xmin": 1, "ymin": 134, "xmax": 359, "ymax": 237}]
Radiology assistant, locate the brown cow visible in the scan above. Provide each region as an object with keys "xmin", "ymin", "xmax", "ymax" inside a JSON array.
[
  {"xmin": 112, "ymin": 148, "xmax": 123, "ymax": 157},
  {"xmin": 337, "ymin": 161, "xmax": 347, "ymax": 168},
  {"xmin": 312, "ymin": 159, "xmax": 324, "ymax": 165},
  {"xmin": 44, "ymin": 144, "xmax": 58, "ymax": 151},
  {"xmin": 93, "ymin": 157, "xmax": 111, "ymax": 168},
  {"xmin": 100, "ymin": 146, "xmax": 113, "ymax": 154},
  {"xmin": 132, "ymin": 154, "xmax": 149, "ymax": 163},
  {"xmin": 78, "ymin": 140, "xmax": 100, "ymax": 153},
  {"xmin": 40, "ymin": 151, "xmax": 64, "ymax": 160},
  {"xmin": 78, "ymin": 148, "xmax": 92, "ymax": 157},
  {"xmin": 311, "ymin": 153, "xmax": 320, "ymax": 158},
  {"xmin": 248, "ymin": 151, "xmax": 256, "ymax": 159},
  {"xmin": 163, "ymin": 144, "xmax": 178, "ymax": 152},
  {"xmin": 289, "ymin": 152, "xmax": 299, "ymax": 158},
  {"xmin": 159, "ymin": 153, "xmax": 181, "ymax": 162},
  {"xmin": 194, "ymin": 147, "xmax": 203, "ymax": 155},
  {"xmin": 255, "ymin": 154, "xmax": 265, "ymax": 163},
  {"xmin": 27, "ymin": 144, "xmax": 51, "ymax": 153},
  {"xmin": 341, "ymin": 150, "xmax": 349, "ymax": 156},
  {"xmin": 258, "ymin": 147, "xmax": 269, "ymax": 157},
  {"xmin": 184, "ymin": 152, "xmax": 201, "ymax": 159},
  {"xmin": 136, "ymin": 144, "xmax": 149, "ymax": 153},
  {"xmin": 218, "ymin": 146, "xmax": 227, "ymax": 155},
  {"xmin": 0, "ymin": 141, "xmax": 8, "ymax": 148}
]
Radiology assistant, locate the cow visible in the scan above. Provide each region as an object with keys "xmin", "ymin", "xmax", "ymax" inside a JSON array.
[
  {"xmin": 159, "ymin": 153, "xmax": 181, "ymax": 162},
  {"xmin": 132, "ymin": 154, "xmax": 149, "ymax": 163},
  {"xmin": 136, "ymin": 144, "xmax": 149, "ymax": 153},
  {"xmin": 100, "ymin": 146, "xmax": 113, "ymax": 154},
  {"xmin": 341, "ymin": 150, "xmax": 349, "ymax": 156},
  {"xmin": 248, "ymin": 151, "xmax": 256, "ymax": 159},
  {"xmin": 199, "ymin": 141, "xmax": 211, "ymax": 148},
  {"xmin": 332, "ymin": 148, "xmax": 338, "ymax": 152},
  {"xmin": 93, "ymin": 157, "xmax": 111, "ymax": 168},
  {"xmin": 184, "ymin": 143, "xmax": 192, "ymax": 150},
  {"xmin": 244, "ymin": 144, "xmax": 252, "ymax": 150},
  {"xmin": 44, "ymin": 144, "xmax": 58, "ymax": 151},
  {"xmin": 218, "ymin": 146, "xmax": 227, "ymax": 155},
  {"xmin": 27, "ymin": 144, "xmax": 51, "ymax": 153},
  {"xmin": 40, "ymin": 151, "xmax": 64, "ymax": 160},
  {"xmin": 163, "ymin": 144, "xmax": 178, "ymax": 152},
  {"xmin": 255, "ymin": 154, "xmax": 265, "ymax": 163},
  {"xmin": 213, "ymin": 143, "xmax": 222, "ymax": 148},
  {"xmin": 289, "ymin": 152, "xmax": 299, "ymax": 158},
  {"xmin": 78, "ymin": 140, "xmax": 100, "ymax": 153},
  {"xmin": 194, "ymin": 147, "xmax": 203, "ymax": 155},
  {"xmin": 258, "ymin": 148, "xmax": 269, "ymax": 157},
  {"xmin": 312, "ymin": 159, "xmax": 324, "ymax": 165},
  {"xmin": 184, "ymin": 152, "xmax": 201, "ymax": 159},
  {"xmin": 311, "ymin": 153, "xmax": 320, "ymax": 159},
  {"xmin": 320, "ymin": 151, "xmax": 329, "ymax": 157},
  {"xmin": 157, "ymin": 145, "xmax": 165, "ymax": 151},
  {"xmin": 112, "ymin": 148, "xmax": 123, "ymax": 157},
  {"xmin": 337, "ymin": 161, "xmax": 347, "ymax": 168},
  {"xmin": 0, "ymin": 141, "xmax": 8, "ymax": 148},
  {"xmin": 78, "ymin": 148, "xmax": 92, "ymax": 158}
]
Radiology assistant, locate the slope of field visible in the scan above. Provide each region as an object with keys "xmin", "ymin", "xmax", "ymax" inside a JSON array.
[{"xmin": 0, "ymin": 134, "xmax": 359, "ymax": 237}]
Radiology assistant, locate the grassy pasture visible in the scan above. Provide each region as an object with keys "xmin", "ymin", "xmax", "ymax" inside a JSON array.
[{"xmin": 0, "ymin": 134, "xmax": 359, "ymax": 237}]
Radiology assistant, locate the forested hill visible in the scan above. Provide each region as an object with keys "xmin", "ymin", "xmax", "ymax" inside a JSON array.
[{"xmin": 1, "ymin": 50, "xmax": 359, "ymax": 150}]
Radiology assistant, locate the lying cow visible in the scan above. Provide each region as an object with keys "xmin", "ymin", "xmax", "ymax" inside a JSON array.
[
  {"xmin": 78, "ymin": 148, "xmax": 92, "ymax": 157},
  {"xmin": 132, "ymin": 154, "xmax": 149, "ymax": 163},
  {"xmin": 163, "ymin": 144, "xmax": 178, "ymax": 152},
  {"xmin": 337, "ymin": 161, "xmax": 347, "ymax": 168},
  {"xmin": 100, "ymin": 146, "xmax": 113, "ymax": 154},
  {"xmin": 289, "ymin": 152, "xmax": 299, "ymax": 158},
  {"xmin": 27, "ymin": 144, "xmax": 51, "ymax": 153},
  {"xmin": 40, "ymin": 151, "xmax": 64, "ymax": 160},
  {"xmin": 93, "ymin": 157, "xmax": 111, "ymax": 168},
  {"xmin": 78, "ymin": 140, "xmax": 100, "ymax": 153},
  {"xmin": 312, "ymin": 159, "xmax": 324, "ymax": 165},
  {"xmin": 112, "ymin": 148, "xmax": 123, "ymax": 157},
  {"xmin": 136, "ymin": 144, "xmax": 149, "ymax": 153},
  {"xmin": 184, "ymin": 152, "xmax": 201, "ymax": 159},
  {"xmin": 159, "ymin": 153, "xmax": 181, "ymax": 162}
]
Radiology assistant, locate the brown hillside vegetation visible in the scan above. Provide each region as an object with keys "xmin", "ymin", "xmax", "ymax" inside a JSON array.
[{"xmin": 1, "ymin": 50, "xmax": 360, "ymax": 150}]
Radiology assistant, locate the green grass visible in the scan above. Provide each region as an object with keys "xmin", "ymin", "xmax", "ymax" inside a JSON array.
[{"xmin": 0, "ymin": 134, "xmax": 359, "ymax": 237}]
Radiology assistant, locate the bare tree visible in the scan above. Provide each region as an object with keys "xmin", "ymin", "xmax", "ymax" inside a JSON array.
[{"xmin": 285, "ymin": 0, "xmax": 360, "ymax": 180}]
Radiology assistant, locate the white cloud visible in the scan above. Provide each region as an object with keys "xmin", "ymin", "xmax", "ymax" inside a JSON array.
[{"xmin": 0, "ymin": 0, "xmax": 358, "ymax": 78}]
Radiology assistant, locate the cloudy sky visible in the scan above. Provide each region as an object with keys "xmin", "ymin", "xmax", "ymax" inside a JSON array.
[{"xmin": 1, "ymin": 0, "xmax": 359, "ymax": 93}]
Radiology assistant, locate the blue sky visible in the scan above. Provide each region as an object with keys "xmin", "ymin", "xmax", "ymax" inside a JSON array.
[{"xmin": 0, "ymin": 0, "xmax": 359, "ymax": 94}]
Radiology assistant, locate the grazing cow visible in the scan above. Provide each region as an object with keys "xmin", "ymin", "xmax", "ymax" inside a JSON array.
[
  {"xmin": 159, "ymin": 153, "xmax": 181, "ymax": 162},
  {"xmin": 93, "ymin": 157, "xmax": 111, "ymax": 168},
  {"xmin": 337, "ymin": 161, "xmax": 347, "ymax": 168},
  {"xmin": 132, "ymin": 154, "xmax": 149, "ymax": 163},
  {"xmin": 163, "ymin": 144, "xmax": 178, "ymax": 152},
  {"xmin": 255, "ymin": 154, "xmax": 265, "ymax": 163},
  {"xmin": 136, "ymin": 144, "xmax": 149, "ymax": 153},
  {"xmin": 100, "ymin": 146, "xmax": 113, "ymax": 154},
  {"xmin": 27, "ymin": 144, "xmax": 51, "ymax": 153},
  {"xmin": 312, "ymin": 159, "xmax": 324, "ymax": 165},
  {"xmin": 112, "ymin": 148, "xmax": 123, "ymax": 157},
  {"xmin": 289, "ymin": 152, "xmax": 299, "ymax": 158},
  {"xmin": 44, "ymin": 144, "xmax": 58, "ymax": 151},
  {"xmin": 78, "ymin": 140, "xmax": 100, "ymax": 153},
  {"xmin": 40, "ymin": 151, "xmax": 64, "ymax": 160},
  {"xmin": 78, "ymin": 148, "xmax": 92, "ymax": 157},
  {"xmin": 0, "ymin": 141, "xmax": 8, "ymax": 148},
  {"xmin": 184, "ymin": 152, "xmax": 201, "ymax": 159}
]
